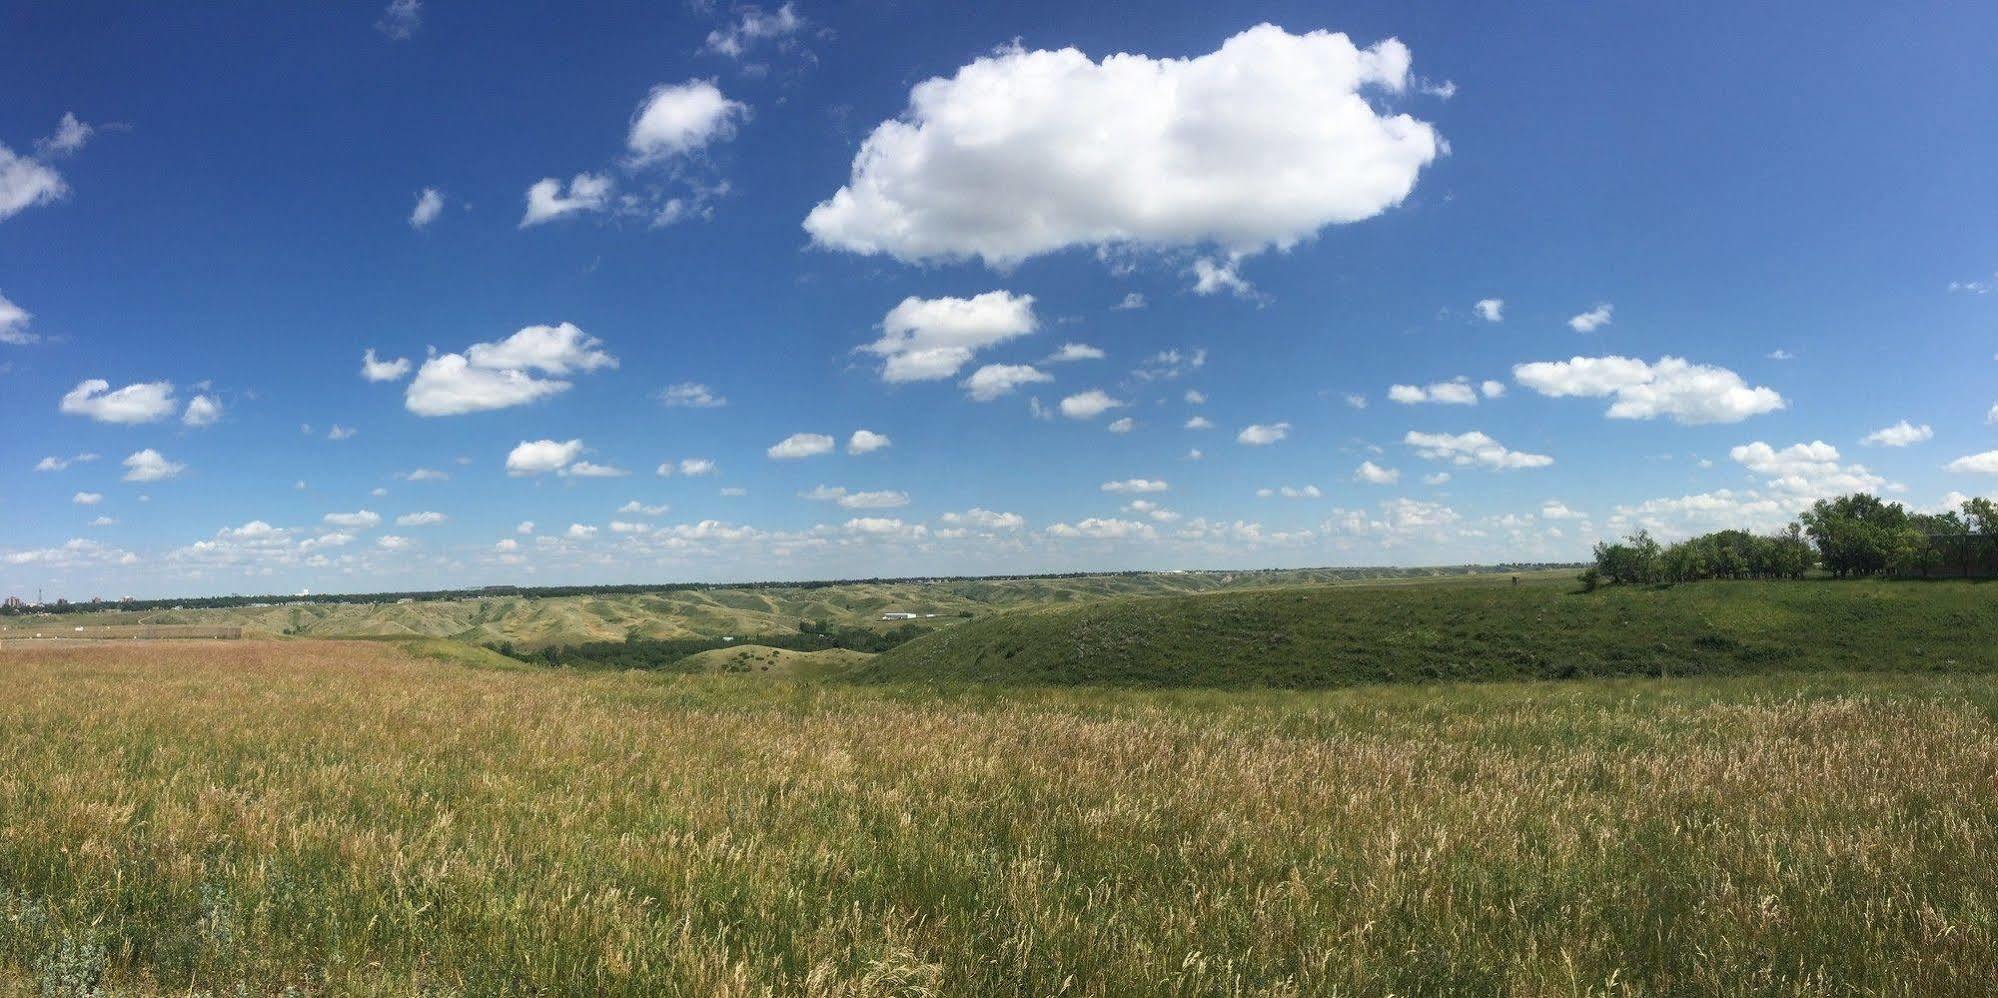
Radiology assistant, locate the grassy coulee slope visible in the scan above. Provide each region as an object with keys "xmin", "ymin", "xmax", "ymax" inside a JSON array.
[
  {"xmin": 858, "ymin": 575, "xmax": 1998, "ymax": 688},
  {"xmin": 42, "ymin": 566, "xmax": 1522, "ymax": 648}
]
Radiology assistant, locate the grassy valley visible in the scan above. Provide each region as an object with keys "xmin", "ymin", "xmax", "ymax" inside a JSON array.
[{"xmin": 28, "ymin": 566, "xmax": 1552, "ymax": 648}]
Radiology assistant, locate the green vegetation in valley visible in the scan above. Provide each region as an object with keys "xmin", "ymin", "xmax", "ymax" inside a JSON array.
[
  {"xmin": 511, "ymin": 618, "xmax": 931, "ymax": 671},
  {"xmin": 0, "ymin": 640, "xmax": 1994, "ymax": 995},
  {"xmin": 15, "ymin": 565, "xmax": 1571, "ymax": 648},
  {"xmin": 858, "ymin": 574, "xmax": 1998, "ymax": 688}
]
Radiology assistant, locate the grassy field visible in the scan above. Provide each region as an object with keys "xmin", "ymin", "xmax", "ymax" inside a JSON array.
[
  {"xmin": 2, "ymin": 637, "xmax": 1996, "ymax": 995},
  {"xmin": 29, "ymin": 566, "xmax": 1544, "ymax": 648},
  {"xmin": 861, "ymin": 575, "xmax": 1998, "ymax": 688}
]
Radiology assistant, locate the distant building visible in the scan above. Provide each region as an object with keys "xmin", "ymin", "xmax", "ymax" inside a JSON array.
[
  {"xmin": 3, "ymin": 596, "xmax": 21, "ymax": 608},
  {"xmin": 880, "ymin": 612, "xmax": 920, "ymax": 620}
]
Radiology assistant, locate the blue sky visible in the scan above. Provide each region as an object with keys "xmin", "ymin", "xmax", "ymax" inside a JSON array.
[{"xmin": 3, "ymin": 1, "xmax": 1996, "ymax": 599}]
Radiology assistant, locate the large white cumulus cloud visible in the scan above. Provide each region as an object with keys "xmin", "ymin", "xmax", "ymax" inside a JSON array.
[
  {"xmin": 803, "ymin": 24, "xmax": 1441, "ymax": 268},
  {"xmin": 1512, "ymin": 356, "xmax": 1786, "ymax": 425}
]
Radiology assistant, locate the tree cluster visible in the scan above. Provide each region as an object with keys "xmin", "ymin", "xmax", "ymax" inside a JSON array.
[{"xmin": 1582, "ymin": 494, "xmax": 1998, "ymax": 589}]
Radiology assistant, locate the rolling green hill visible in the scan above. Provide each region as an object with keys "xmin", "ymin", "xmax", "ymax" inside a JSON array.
[
  {"xmin": 42, "ymin": 566, "xmax": 1538, "ymax": 648},
  {"xmin": 856, "ymin": 576, "xmax": 1998, "ymax": 688}
]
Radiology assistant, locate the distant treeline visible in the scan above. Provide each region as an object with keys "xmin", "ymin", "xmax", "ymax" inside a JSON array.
[
  {"xmin": 0, "ymin": 564, "xmax": 1577, "ymax": 616},
  {"xmin": 1584, "ymin": 494, "xmax": 1998, "ymax": 588},
  {"xmin": 508, "ymin": 619, "xmax": 938, "ymax": 671}
]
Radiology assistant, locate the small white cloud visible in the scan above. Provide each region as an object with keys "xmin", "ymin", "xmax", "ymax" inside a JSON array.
[
  {"xmin": 1473, "ymin": 298, "xmax": 1503, "ymax": 322},
  {"xmin": 0, "ymin": 291, "xmax": 38, "ymax": 345},
  {"xmin": 864, "ymin": 291, "xmax": 1038, "ymax": 383},
  {"xmin": 1388, "ymin": 380, "xmax": 1479, "ymax": 405},
  {"xmin": 1945, "ymin": 451, "xmax": 1998, "ymax": 475},
  {"xmin": 561, "ymin": 461, "xmax": 630, "ymax": 478},
  {"xmin": 1540, "ymin": 501, "xmax": 1585, "ymax": 520},
  {"xmin": 516, "ymin": 521, "xmax": 535, "ymax": 535},
  {"xmin": 375, "ymin": 0, "xmax": 420, "ymax": 40},
  {"xmin": 1101, "ymin": 478, "xmax": 1168, "ymax": 494},
  {"xmin": 1189, "ymin": 256, "xmax": 1256, "ymax": 298},
  {"xmin": 361, "ymin": 348, "xmax": 412, "ymax": 382},
  {"xmin": 520, "ymin": 173, "xmax": 613, "ymax": 227},
  {"xmin": 802, "ymin": 485, "xmax": 910, "ymax": 509},
  {"xmin": 409, "ymin": 187, "xmax": 444, "ymax": 229},
  {"xmin": 1731, "ymin": 441, "xmax": 1888, "ymax": 496},
  {"xmin": 1480, "ymin": 380, "xmax": 1506, "ymax": 399},
  {"xmin": 72, "ymin": 491, "xmax": 102, "ymax": 505},
  {"xmin": 395, "ymin": 511, "xmax": 448, "ymax": 527},
  {"xmin": 89, "ymin": 516, "xmax": 115, "ymax": 527},
  {"xmin": 327, "ymin": 424, "xmax": 356, "ymax": 440},
  {"xmin": 679, "ymin": 458, "xmax": 717, "ymax": 476},
  {"xmin": 407, "ymin": 323, "xmax": 615, "ymax": 416},
  {"xmin": 1237, "ymin": 422, "xmax": 1290, "ymax": 446},
  {"xmin": 1045, "ymin": 517, "xmax": 1157, "ymax": 541},
  {"xmin": 940, "ymin": 508, "xmax": 1025, "ymax": 531},
  {"xmin": 1059, "ymin": 389, "xmax": 1124, "ymax": 420},
  {"xmin": 1422, "ymin": 472, "xmax": 1451, "ymax": 485},
  {"xmin": 35, "ymin": 113, "xmax": 94, "ymax": 158},
  {"xmin": 703, "ymin": 3, "xmax": 805, "ymax": 59},
  {"xmin": 1106, "ymin": 417, "xmax": 1135, "ymax": 434},
  {"xmin": 60, "ymin": 379, "xmax": 177, "ymax": 424},
  {"xmin": 1044, "ymin": 342, "xmax": 1105, "ymax": 364},
  {"xmin": 182, "ymin": 394, "xmax": 222, "ymax": 427},
  {"xmin": 961, "ymin": 364, "xmax": 1051, "ymax": 401},
  {"xmin": 1112, "ymin": 293, "xmax": 1147, "ymax": 311},
  {"xmin": 1260, "ymin": 484, "xmax": 1323, "ymax": 499},
  {"xmin": 121, "ymin": 448, "xmax": 185, "ymax": 482},
  {"xmin": 1343, "ymin": 393, "xmax": 1368, "ymax": 410},
  {"xmin": 505, "ymin": 438, "xmax": 585, "ymax": 476},
  {"xmin": 399, "ymin": 467, "xmax": 448, "ymax": 481},
  {"xmin": 34, "ymin": 452, "xmax": 99, "ymax": 473},
  {"xmin": 1767, "ymin": 349, "xmax": 1795, "ymax": 361},
  {"xmin": 1184, "ymin": 389, "xmax": 1207, "ymax": 405},
  {"xmin": 1567, "ymin": 303, "xmax": 1614, "ymax": 333},
  {"xmin": 847, "ymin": 429, "xmax": 891, "ymax": 455},
  {"xmin": 619, "ymin": 501, "xmax": 669, "ymax": 516},
  {"xmin": 768, "ymin": 432, "xmax": 834, "ymax": 459},
  {"xmin": 1355, "ymin": 461, "xmax": 1399, "ymax": 485},
  {"xmin": 565, "ymin": 523, "xmax": 598, "ymax": 540},
  {"xmin": 1862, "ymin": 420, "xmax": 1933, "ymax": 448},
  {"xmin": 1404, "ymin": 430, "xmax": 1552, "ymax": 470},
  {"xmin": 324, "ymin": 510, "xmax": 382, "ymax": 528},
  {"xmin": 658, "ymin": 382, "xmax": 726, "ymax": 408},
  {"xmin": 376, "ymin": 534, "xmax": 414, "ymax": 550},
  {"xmin": 1184, "ymin": 416, "xmax": 1214, "ymax": 430},
  {"xmin": 626, "ymin": 79, "xmax": 748, "ymax": 164},
  {"xmin": 0, "ymin": 143, "xmax": 69, "ymax": 223}
]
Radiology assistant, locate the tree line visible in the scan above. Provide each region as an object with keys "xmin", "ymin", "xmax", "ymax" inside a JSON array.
[{"xmin": 1584, "ymin": 494, "xmax": 1998, "ymax": 588}]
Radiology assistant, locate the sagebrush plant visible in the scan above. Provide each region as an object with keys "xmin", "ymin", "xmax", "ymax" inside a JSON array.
[{"xmin": 1, "ymin": 639, "xmax": 1995, "ymax": 995}]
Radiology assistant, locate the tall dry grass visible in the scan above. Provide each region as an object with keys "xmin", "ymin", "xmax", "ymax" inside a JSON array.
[{"xmin": 1, "ymin": 640, "xmax": 1993, "ymax": 996}]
